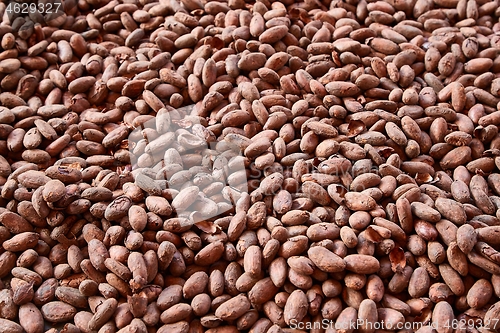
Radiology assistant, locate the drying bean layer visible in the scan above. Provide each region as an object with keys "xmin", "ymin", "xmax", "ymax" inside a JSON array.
[{"xmin": 2, "ymin": 0, "xmax": 500, "ymax": 332}]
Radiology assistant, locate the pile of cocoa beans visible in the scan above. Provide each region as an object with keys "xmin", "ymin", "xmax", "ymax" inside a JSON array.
[{"xmin": 3, "ymin": 0, "xmax": 500, "ymax": 332}]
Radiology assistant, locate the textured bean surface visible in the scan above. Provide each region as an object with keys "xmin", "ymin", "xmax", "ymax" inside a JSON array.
[{"xmin": 2, "ymin": 0, "xmax": 500, "ymax": 332}]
